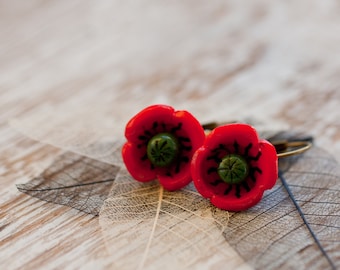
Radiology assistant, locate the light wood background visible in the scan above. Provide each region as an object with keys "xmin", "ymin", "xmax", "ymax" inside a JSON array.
[{"xmin": 0, "ymin": 1, "xmax": 339, "ymax": 269}]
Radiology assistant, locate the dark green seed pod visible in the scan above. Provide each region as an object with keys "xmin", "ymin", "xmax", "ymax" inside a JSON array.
[
  {"xmin": 147, "ymin": 133, "xmax": 179, "ymax": 167},
  {"xmin": 217, "ymin": 154, "xmax": 249, "ymax": 184}
]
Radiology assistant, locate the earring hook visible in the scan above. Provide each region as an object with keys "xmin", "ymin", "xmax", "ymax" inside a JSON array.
[{"xmin": 201, "ymin": 122, "xmax": 312, "ymax": 158}]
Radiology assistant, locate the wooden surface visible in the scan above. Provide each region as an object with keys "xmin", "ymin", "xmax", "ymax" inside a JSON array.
[{"xmin": 0, "ymin": 1, "xmax": 339, "ymax": 269}]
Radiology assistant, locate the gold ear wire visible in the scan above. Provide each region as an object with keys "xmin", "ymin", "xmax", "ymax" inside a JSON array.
[
  {"xmin": 273, "ymin": 140, "xmax": 312, "ymax": 158},
  {"xmin": 201, "ymin": 122, "xmax": 312, "ymax": 158}
]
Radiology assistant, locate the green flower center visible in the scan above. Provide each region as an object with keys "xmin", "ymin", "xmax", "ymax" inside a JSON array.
[
  {"xmin": 147, "ymin": 133, "xmax": 179, "ymax": 167},
  {"xmin": 218, "ymin": 154, "xmax": 249, "ymax": 184}
]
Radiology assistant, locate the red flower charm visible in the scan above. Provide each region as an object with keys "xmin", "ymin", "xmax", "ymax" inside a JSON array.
[
  {"xmin": 191, "ymin": 123, "xmax": 278, "ymax": 211},
  {"xmin": 122, "ymin": 105, "xmax": 205, "ymax": 191}
]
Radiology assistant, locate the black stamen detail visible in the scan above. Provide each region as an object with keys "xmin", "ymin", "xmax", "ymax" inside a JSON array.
[
  {"xmin": 174, "ymin": 156, "xmax": 189, "ymax": 174},
  {"xmin": 207, "ymin": 154, "xmax": 221, "ymax": 163},
  {"xmin": 249, "ymin": 167, "xmax": 262, "ymax": 182},
  {"xmin": 244, "ymin": 143, "xmax": 253, "ymax": 156},
  {"xmin": 178, "ymin": 137, "xmax": 190, "ymax": 142},
  {"xmin": 210, "ymin": 179, "xmax": 223, "ymax": 186},
  {"xmin": 242, "ymin": 181, "xmax": 251, "ymax": 192},
  {"xmin": 138, "ymin": 135, "xmax": 148, "ymax": 141},
  {"xmin": 207, "ymin": 167, "xmax": 217, "ymax": 174},
  {"xmin": 181, "ymin": 145, "xmax": 192, "ymax": 152},
  {"xmin": 141, "ymin": 154, "xmax": 148, "ymax": 161},
  {"xmin": 224, "ymin": 185, "xmax": 233, "ymax": 195},
  {"xmin": 165, "ymin": 171, "xmax": 172, "ymax": 177},
  {"xmin": 248, "ymin": 151, "xmax": 262, "ymax": 161},
  {"xmin": 233, "ymin": 141, "xmax": 239, "ymax": 153},
  {"xmin": 253, "ymin": 167, "xmax": 262, "ymax": 174},
  {"xmin": 171, "ymin": 123, "xmax": 182, "ymax": 133},
  {"xmin": 235, "ymin": 184, "xmax": 241, "ymax": 198},
  {"xmin": 144, "ymin": 130, "xmax": 153, "ymax": 137},
  {"xmin": 212, "ymin": 144, "xmax": 226, "ymax": 152},
  {"xmin": 152, "ymin": 121, "xmax": 158, "ymax": 130},
  {"xmin": 181, "ymin": 156, "xmax": 189, "ymax": 163},
  {"xmin": 161, "ymin": 122, "xmax": 166, "ymax": 131},
  {"xmin": 175, "ymin": 163, "xmax": 180, "ymax": 173}
]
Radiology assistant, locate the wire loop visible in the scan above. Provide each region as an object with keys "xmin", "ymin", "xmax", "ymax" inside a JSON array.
[
  {"xmin": 201, "ymin": 122, "xmax": 312, "ymax": 158},
  {"xmin": 273, "ymin": 140, "xmax": 312, "ymax": 158}
]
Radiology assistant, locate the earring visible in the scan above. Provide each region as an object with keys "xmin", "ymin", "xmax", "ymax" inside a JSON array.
[
  {"xmin": 122, "ymin": 104, "xmax": 205, "ymax": 191},
  {"xmin": 191, "ymin": 123, "xmax": 311, "ymax": 211}
]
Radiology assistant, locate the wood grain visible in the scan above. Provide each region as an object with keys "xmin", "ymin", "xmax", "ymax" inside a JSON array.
[{"xmin": 0, "ymin": 1, "xmax": 339, "ymax": 269}]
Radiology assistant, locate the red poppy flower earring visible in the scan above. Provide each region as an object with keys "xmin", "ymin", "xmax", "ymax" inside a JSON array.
[
  {"xmin": 122, "ymin": 104, "xmax": 205, "ymax": 191},
  {"xmin": 122, "ymin": 105, "xmax": 311, "ymax": 211},
  {"xmin": 191, "ymin": 123, "xmax": 312, "ymax": 211}
]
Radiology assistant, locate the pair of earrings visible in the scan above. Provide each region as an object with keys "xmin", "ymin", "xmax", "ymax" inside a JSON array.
[{"xmin": 122, "ymin": 104, "xmax": 311, "ymax": 211}]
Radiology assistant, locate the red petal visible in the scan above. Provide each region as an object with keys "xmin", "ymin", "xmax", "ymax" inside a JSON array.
[
  {"xmin": 173, "ymin": 110, "xmax": 206, "ymax": 151},
  {"xmin": 125, "ymin": 105, "xmax": 175, "ymax": 143},
  {"xmin": 158, "ymin": 163, "xmax": 192, "ymax": 191},
  {"xmin": 123, "ymin": 104, "xmax": 205, "ymax": 190},
  {"xmin": 157, "ymin": 110, "xmax": 205, "ymax": 191},
  {"xmin": 204, "ymin": 123, "xmax": 260, "ymax": 157},
  {"xmin": 255, "ymin": 139, "xmax": 278, "ymax": 190},
  {"xmin": 122, "ymin": 142, "xmax": 156, "ymax": 182},
  {"xmin": 210, "ymin": 188, "xmax": 265, "ymax": 211},
  {"xmin": 191, "ymin": 147, "xmax": 216, "ymax": 198},
  {"xmin": 191, "ymin": 124, "xmax": 278, "ymax": 211},
  {"xmin": 208, "ymin": 139, "xmax": 278, "ymax": 211}
]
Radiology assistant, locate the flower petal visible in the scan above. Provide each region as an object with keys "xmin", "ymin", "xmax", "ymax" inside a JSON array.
[
  {"xmin": 255, "ymin": 139, "xmax": 278, "ymax": 190},
  {"xmin": 191, "ymin": 147, "xmax": 216, "ymax": 198},
  {"xmin": 205, "ymin": 123, "xmax": 260, "ymax": 157},
  {"xmin": 158, "ymin": 162, "xmax": 192, "ymax": 191},
  {"xmin": 210, "ymin": 188, "xmax": 265, "ymax": 212},
  {"xmin": 191, "ymin": 124, "xmax": 278, "ymax": 211},
  {"xmin": 173, "ymin": 110, "xmax": 206, "ymax": 152},
  {"xmin": 123, "ymin": 104, "xmax": 205, "ymax": 191},
  {"xmin": 211, "ymin": 140, "xmax": 278, "ymax": 211},
  {"xmin": 122, "ymin": 142, "xmax": 156, "ymax": 182},
  {"xmin": 125, "ymin": 105, "xmax": 175, "ymax": 143}
]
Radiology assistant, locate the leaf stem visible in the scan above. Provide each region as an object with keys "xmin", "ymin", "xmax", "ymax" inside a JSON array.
[
  {"xmin": 278, "ymin": 170, "xmax": 336, "ymax": 270},
  {"xmin": 16, "ymin": 179, "xmax": 115, "ymax": 191},
  {"xmin": 137, "ymin": 186, "xmax": 164, "ymax": 270}
]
